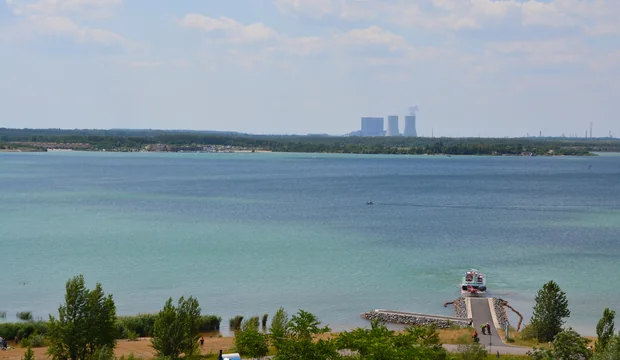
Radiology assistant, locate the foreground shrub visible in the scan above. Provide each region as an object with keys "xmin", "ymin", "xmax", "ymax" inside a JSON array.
[
  {"xmin": 21, "ymin": 334, "xmax": 46, "ymax": 348},
  {"xmin": 234, "ymin": 318, "xmax": 268, "ymax": 358},
  {"xmin": 22, "ymin": 346, "xmax": 35, "ymax": 360}
]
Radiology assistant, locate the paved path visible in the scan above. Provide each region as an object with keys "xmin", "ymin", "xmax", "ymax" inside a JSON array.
[{"xmin": 467, "ymin": 297, "xmax": 531, "ymax": 355}]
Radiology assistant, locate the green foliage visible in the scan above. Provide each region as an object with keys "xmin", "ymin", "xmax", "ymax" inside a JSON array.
[
  {"xmin": 46, "ymin": 275, "xmax": 117, "ymax": 360},
  {"xmin": 456, "ymin": 334, "xmax": 488, "ymax": 360},
  {"xmin": 233, "ymin": 318, "xmax": 269, "ymax": 359},
  {"xmin": 228, "ymin": 316, "xmax": 244, "ymax": 332},
  {"xmin": 595, "ymin": 308, "xmax": 615, "ymax": 353},
  {"xmin": 553, "ymin": 328, "xmax": 592, "ymax": 360},
  {"xmin": 530, "ymin": 281, "xmax": 571, "ymax": 342},
  {"xmin": 527, "ymin": 328, "xmax": 592, "ymax": 360},
  {"xmin": 21, "ymin": 334, "xmax": 46, "ymax": 348},
  {"xmin": 519, "ymin": 324, "xmax": 538, "ymax": 341},
  {"xmin": 198, "ymin": 315, "xmax": 222, "ymax": 332},
  {"xmin": 268, "ymin": 307, "xmax": 288, "ymax": 351},
  {"xmin": 150, "ymin": 296, "xmax": 201, "ymax": 359},
  {"xmin": 594, "ymin": 334, "xmax": 620, "ymax": 360},
  {"xmin": 272, "ymin": 309, "xmax": 339, "ymax": 360},
  {"xmin": 336, "ymin": 319, "xmax": 447, "ymax": 360},
  {"xmin": 22, "ymin": 346, "xmax": 36, "ymax": 360},
  {"xmin": 0, "ymin": 322, "xmax": 47, "ymax": 340},
  {"xmin": 261, "ymin": 314, "xmax": 268, "ymax": 329},
  {"xmin": 116, "ymin": 314, "xmax": 157, "ymax": 338},
  {"xmin": 117, "ymin": 353, "xmax": 142, "ymax": 360},
  {"xmin": 126, "ymin": 330, "xmax": 138, "ymax": 342},
  {"xmin": 89, "ymin": 345, "xmax": 115, "ymax": 360},
  {"xmin": 17, "ymin": 312, "xmax": 33, "ymax": 321}
]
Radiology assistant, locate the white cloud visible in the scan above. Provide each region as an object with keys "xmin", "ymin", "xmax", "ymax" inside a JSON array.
[
  {"xmin": 180, "ymin": 14, "xmax": 279, "ymax": 43},
  {"xmin": 274, "ymin": 0, "xmax": 620, "ymax": 36},
  {"xmin": 7, "ymin": 0, "xmax": 122, "ymax": 16},
  {"xmin": 24, "ymin": 14, "xmax": 128, "ymax": 44}
]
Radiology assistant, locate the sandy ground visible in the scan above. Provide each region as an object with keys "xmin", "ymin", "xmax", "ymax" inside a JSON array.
[{"xmin": 0, "ymin": 336, "xmax": 235, "ymax": 360}]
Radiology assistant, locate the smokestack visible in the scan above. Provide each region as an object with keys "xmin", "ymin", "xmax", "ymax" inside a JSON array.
[{"xmin": 590, "ymin": 122, "xmax": 593, "ymax": 138}]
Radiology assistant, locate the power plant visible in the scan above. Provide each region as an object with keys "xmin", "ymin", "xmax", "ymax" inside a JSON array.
[
  {"xmin": 403, "ymin": 106, "xmax": 418, "ymax": 137},
  {"xmin": 385, "ymin": 116, "xmax": 400, "ymax": 136},
  {"xmin": 350, "ymin": 106, "xmax": 419, "ymax": 137},
  {"xmin": 360, "ymin": 117, "xmax": 385, "ymax": 137}
]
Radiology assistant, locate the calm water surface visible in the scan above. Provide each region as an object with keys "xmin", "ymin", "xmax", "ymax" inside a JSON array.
[{"xmin": 1, "ymin": 152, "xmax": 619, "ymax": 335}]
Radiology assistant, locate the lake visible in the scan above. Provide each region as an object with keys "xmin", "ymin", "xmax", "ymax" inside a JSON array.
[{"xmin": 1, "ymin": 151, "xmax": 619, "ymax": 335}]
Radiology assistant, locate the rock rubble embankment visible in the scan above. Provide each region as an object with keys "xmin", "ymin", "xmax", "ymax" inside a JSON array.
[
  {"xmin": 492, "ymin": 297, "xmax": 509, "ymax": 328},
  {"xmin": 453, "ymin": 297, "xmax": 468, "ymax": 318},
  {"xmin": 361, "ymin": 310, "xmax": 471, "ymax": 329}
]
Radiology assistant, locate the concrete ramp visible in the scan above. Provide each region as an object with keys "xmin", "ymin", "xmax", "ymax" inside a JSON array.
[{"xmin": 467, "ymin": 298, "xmax": 503, "ymax": 348}]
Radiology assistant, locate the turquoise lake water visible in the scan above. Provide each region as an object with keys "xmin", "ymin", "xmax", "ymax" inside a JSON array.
[{"xmin": 1, "ymin": 151, "xmax": 619, "ymax": 335}]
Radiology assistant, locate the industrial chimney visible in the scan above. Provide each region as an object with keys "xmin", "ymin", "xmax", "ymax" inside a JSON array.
[{"xmin": 385, "ymin": 115, "xmax": 400, "ymax": 136}]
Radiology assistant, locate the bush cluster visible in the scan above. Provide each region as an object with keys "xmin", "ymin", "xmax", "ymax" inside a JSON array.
[
  {"xmin": 0, "ymin": 314, "xmax": 222, "ymax": 342},
  {"xmin": 0, "ymin": 321, "xmax": 47, "ymax": 339}
]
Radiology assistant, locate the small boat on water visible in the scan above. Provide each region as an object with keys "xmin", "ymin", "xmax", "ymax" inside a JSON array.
[{"xmin": 461, "ymin": 269, "xmax": 487, "ymax": 297}]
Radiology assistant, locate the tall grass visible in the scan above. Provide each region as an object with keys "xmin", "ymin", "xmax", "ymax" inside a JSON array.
[
  {"xmin": 17, "ymin": 312, "xmax": 33, "ymax": 321},
  {"xmin": 0, "ymin": 321, "xmax": 47, "ymax": 339},
  {"xmin": 229, "ymin": 316, "xmax": 244, "ymax": 331},
  {"xmin": 262, "ymin": 314, "xmax": 268, "ymax": 329}
]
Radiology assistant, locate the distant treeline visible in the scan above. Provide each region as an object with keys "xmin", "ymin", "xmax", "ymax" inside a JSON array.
[{"xmin": 2, "ymin": 128, "xmax": 620, "ymax": 155}]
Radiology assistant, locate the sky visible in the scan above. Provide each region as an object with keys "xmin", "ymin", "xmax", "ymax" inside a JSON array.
[{"xmin": 0, "ymin": 0, "xmax": 619, "ymax": 137}]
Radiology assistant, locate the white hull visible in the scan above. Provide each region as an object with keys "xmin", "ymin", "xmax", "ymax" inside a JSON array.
[{"xmin": 460, "ymin": 269, "xmax": 487, "ymax": 297}]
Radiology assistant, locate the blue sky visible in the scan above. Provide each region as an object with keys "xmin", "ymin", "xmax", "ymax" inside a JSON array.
[{"xmin": 1, "ymin": 0, "xmax": 619, "ymax": 136}]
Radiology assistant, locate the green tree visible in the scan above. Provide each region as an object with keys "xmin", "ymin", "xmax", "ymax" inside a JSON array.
[
  {"xmin": 594, "ymin": 334, "xmax": 620, "ymax": 360},
  {"xmin": 46, "ymin": 275, "xmax": 117, "ymax": 360},
  {"xmin": 22, "ymin": 346, "xmax": 35, "ymax": 360},
  {"xmin": 528, "ymin": 328, "xmax": 592, "ymax": 360},
  {"xmin": 272, "ymin": 309, "xmax": 339, "ymax": 360},
  {"xmin": 336, "ymin": 319, "xmax": 447, "ymax": 360},
  {"xmin": 150, "ymin": 296, "xmax": 201, "ymax": 359},
  {"xmin": 553, "ymin": 328, "xmax": 592, "ymax": 360},
  {"xmin": 234, "ymin": 318, "xmax": 269, "ymax": 359},
  {"xmin": 595, "ymin": 308, "xmax": 615, "ymax": 353},
  {"xmin": 530, "ymin": 281, "xmax": 571, "ymax": 342},
  {"xmin": 268, "ymin": 307, "xmax": 289, "ymax": 351}
]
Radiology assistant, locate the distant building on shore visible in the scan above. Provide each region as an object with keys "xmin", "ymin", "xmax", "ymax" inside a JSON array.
[
  {"xmin": 360, "ymin": 117, "xmax": 385, "ymax": 137},
  {"xmin": 385, "ymin": 115, "xmax": 400, "ymax": 136}
]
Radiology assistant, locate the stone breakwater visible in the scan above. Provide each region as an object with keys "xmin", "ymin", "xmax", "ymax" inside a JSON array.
[
  {"xmin": 493, "ymin": 298, "xmax": 509, "ymax": 328},
  {"xmin": 453, "ymin": 297, "xmax": 468, "ymax": 318},
  {"xmin": 361, "ymin": 310, "xmax": 471, "ymax": 329}
]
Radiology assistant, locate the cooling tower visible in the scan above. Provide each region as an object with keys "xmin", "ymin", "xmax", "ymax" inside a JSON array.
[
  {"xmin": 403, "ymin": 115, "xmax": 417, "ymax": 137},
  {"xmin": 385, "ymin": 115, "xmax": 400, "ymax": 136}
]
